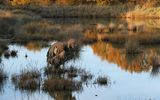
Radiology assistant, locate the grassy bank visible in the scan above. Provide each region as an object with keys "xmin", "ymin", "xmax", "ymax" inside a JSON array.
[
  {"xmin": 3, "ymin": 5, "xmax": 131, "ymax": 18},
  {"xmin": 1, "ymin": 4, "xmax": 160, "ymax": 19},
  {"xmin": 125, "ymin": 6, "xmax": 160, "ymax": 18},
  {"xmin": 1, "ymin": 4, "xmax": 159, "ymax": 18}
]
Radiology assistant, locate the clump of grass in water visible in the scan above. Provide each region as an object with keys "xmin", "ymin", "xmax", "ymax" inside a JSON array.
[
  {"xmin": 44, "ymin": 66, "xmax": 81, "ymax": 77},
  {"xmin": 80, "ymin": 71, "xmax": 93, "ymax": 82},
  {"xmin": 11, "ymin": 69, "xmax": 41, "ymax": 91},
  {"xmin": 43, "ymin": 65, "xmax": 94, "ymax": 92},
  {"xmin": 3, "ymin": 50, "xmax": 18, "ymax": 59},
  {"xmin": 10, "ymin": 50, "xmax": 18, "ymax": 57},
  {"xmin": 66, "ymin": 66, "xmax": 79, "ymax": 78},
  {"xmin": 95, "ymin": 76, "xmax": 109, "ymax": 86}
]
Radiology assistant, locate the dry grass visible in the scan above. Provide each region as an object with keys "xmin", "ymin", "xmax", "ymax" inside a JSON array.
[
  {"xmin": 125, "ymin": 6, "xmax": 160, "ymax": 18},
  {"xmin": 2, "ymin": 1, "xmax": 160, "ymax": 18},
  {"xmin": 21, "ymin": 20, "xmax": 59, "ymax": 34},
  {"xmin": 44, "ymin": 65, "xmax": 93, "ymax": 84},
  {"xmin": 13, "ymin": 19, "xmax": 83, "ymax": 42},
  {"xmin": 84, "ymin": 30, "xmax": 97, "ymax": 43},
  {"xmin": 43, "ymin": 66, "xmax": 88, "ymax": 92},
  {"xmin": 11, "ymin": 69, "xmax": 41, "ymax": 91},
  {"xmin": 0, "ymin": 10, "xmax": 14, "ymax": 18},
  {"xmin": 7, "ymin": 5, "xmax": 130, "ymax": 18}
]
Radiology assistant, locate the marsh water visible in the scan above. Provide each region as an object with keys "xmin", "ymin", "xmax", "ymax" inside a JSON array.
[{"xmin": 0, "ymin": 18, "xmax": 160, "ymax": 100}]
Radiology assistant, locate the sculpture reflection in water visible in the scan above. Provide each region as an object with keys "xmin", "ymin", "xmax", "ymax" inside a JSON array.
[
  {"xmin": 45, "ymin": 38, "xmax": 90, "ymax": 100},
  {"xmin": 43, "ymin": 66, "xmax": 92, "ymax": 100},
  {"xmin": 44, "ymin": 38, "xmax": 110, "ymax": 100}
]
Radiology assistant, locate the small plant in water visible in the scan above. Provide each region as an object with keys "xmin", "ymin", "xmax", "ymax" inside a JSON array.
[
  {"xmin": 11, "ymin": 69, "xmax": 41, "ymax": 91},
  {"xmin": 10, "ymin": 50, "xmax": 18, "ymax": 57},
  {"xmin": 95, "ymin": 76, "xmax": 109, "ymax": 86},
  {"xmin": 80, "ymin": 72, "xmax": 93, "ymax": 82},
  {"xmin": 66, "ymin": 66, "xmax": 79, "ymax": 78}
]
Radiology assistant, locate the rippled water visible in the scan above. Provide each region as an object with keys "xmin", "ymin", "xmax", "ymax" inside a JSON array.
[{"xmin": 0, "ymin": 18, "xmax": 160, "ymax": 100}]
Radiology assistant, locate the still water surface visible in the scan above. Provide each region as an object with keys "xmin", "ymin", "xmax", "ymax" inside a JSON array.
[{"xmin": 0, "ymin": 18, "xmax": 160, "ymax": 100}]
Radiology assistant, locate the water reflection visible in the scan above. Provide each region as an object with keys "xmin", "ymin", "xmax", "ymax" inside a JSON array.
[
  {"xmin": 0, "ymin": 17, "xmax": 160, "ymax": 99},
  {"xmin": 91, "ymin": 41, "xmax": 160, "ymax": 75},
  {"xmin": 0, "ymin": 42, "xmax": 111, "ymax": 100},
  {"xmin": 0, "ymin": 64, "xmax": 7, "ymax": 94}
]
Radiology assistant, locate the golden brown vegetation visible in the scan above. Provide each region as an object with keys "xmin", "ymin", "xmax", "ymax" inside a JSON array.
[
  {"xmin": 84, "ymin": 30, "xmax": 97, "ymax": 42},
  {"xmin": 6, "ymin": 0, "xmax": 160, "ymax": 6},
  {"xmin": 0, "ymin": 0, "xmax": 159, "ymax": 18},
  {"xmin": 25, "ymin": 41, "xmax": 45, "ymax": 51},
  {"xmin": 125, "ymin": 6, "xmax": 160, "ymax": 18}
]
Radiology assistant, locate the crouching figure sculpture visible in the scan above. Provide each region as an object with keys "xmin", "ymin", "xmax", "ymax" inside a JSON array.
[
  {"xmin": 47, "ymin": 38, "xmax": 78, "ymax": 66},
  {"xmin": 47, "ymin": 42, "xmax": 66, "ymax": 66}
]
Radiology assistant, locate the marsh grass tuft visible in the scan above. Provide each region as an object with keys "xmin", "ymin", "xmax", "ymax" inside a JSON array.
[
  {"xmin": 10, "ymin": 50, "xmax": 17, "ymax": 57},
  {"xmin": 42, "ymin": 64, "xmax": 100, "ymax": 96},
  {"xmin": 95, "ymin": 76, "xmax": 109, "ymax": 86},
  {"xmin": 11, "ymin": 69, "xmax": 41, "ymax": 91}
]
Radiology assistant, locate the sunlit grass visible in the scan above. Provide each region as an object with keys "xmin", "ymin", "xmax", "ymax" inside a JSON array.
[{"xmin": 125, "ymin": 6, "xmax": 160, "ymax": 18}]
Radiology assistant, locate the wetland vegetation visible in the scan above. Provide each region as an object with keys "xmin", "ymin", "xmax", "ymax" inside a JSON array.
[{"xmin": 0, "ymin": 0, "xmax": 160, "ymax": 100}]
